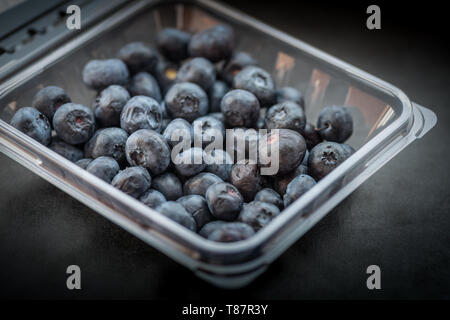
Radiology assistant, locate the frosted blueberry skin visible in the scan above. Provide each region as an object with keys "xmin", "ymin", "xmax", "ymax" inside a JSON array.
[
  {"xmin": 220, "ymin": 89, "xmax": 260, "ymax": 128},
  {"xmin": 177, "ymin": 195, "xmax": 214, "ymax": 230},
  {"xmin": 32, "ymin": 86, "xmax": 71, "ymax": 120},
  {"xmin": 207, "ymin": 222, "xmax": 255, "ymax": 242},
  {"xmin": 84, "ymin": 127, "xmax": 128, "ymax": 165},
  {"xmin": 341, "ymin": 143, "xmax": 356, "ymax": 158},
  {"xmin": 82, "ymin": 59, "xmax": 129, "ymax": 91},
  {"xmin": 317, "ymin": 106, "xmax": 353, "ymax": 143},
  {"xmin": 192, "ymin": 115, "xmax": 225, "ymax": 148},
  {"xmin": 183, "ymin": 172, "xmax": 223, "ymax": 197},
  {"xmin": 48, "ymin": 138, "xmax": 84, "ymax": 162},
  {"xmin": 265, "ymin": 101, "xmax": 306, "ymax": 134},
  {"xmin": 308, "ymin": 141, "xmax": 349, "ymax": 181},
  {"xmin": 120, "ymin": 96, "xmax": 163, "ymax": 134},
  {"xmin": 127, "ymin": 72, "xmax": 162, "ymax": 102},
  {"xmin": 276, "ymin": 87, "xmax": 305, "ymax": 110},
  {"xmin": 156, "ymin": 201, "xmax": 197, "ymax": 232},
  {"xmin": 238, "ymin": 201, "xmax": 280, "ymax": 231},
  {"xmin": 209, "ymin": 80, "xmax": 229, "ymax": 113},
  {"xmin": 204, "ymin": 149, "xmax": 232, "ymax": 181},
  {"xmin": 154, "ymin": 60, "xmax": 179, "ymax": 95},
  {"xmin": 111, "ymin": 166, "xmax": 151, "ymax": 198},
  {"xmin": 173, "ymin": 147, "xmax": 207, "ymax": 177},
  {"xmin": 164, "ymin": 82, "xmax": 208, "ymax": 122},
  {"xmin": 93, "ymin": 85, "xmax": 130, "ymax": 128},
  {"xmin": 284, "ymin": 174, "xmax": 317, "ymax": 207},
  {"xmin": 205, "ymin": 182, "xmax": 244, "ymax": 221},
  {"xmin": 139, "ymin": 189, "xmax": 166, "ymax": 209},
  {"xmin": 233, "ymin": 66, "xmax": 276, "ymax": 108},
  {"xmin": 176, "ymin": 57, "xmax": 216, "ymax": 91},
  {"xmin": 117, "ymin": 42, "xmax": 159, "ymax": 75},
  {"xmin": 221, "ymin": 51, "xmax": 257, "ymax": 85},
  {"xmin": 199, "ymin": 221, "xmax": 227, "ymax": 238},
  {"xmin": 303, "ymin": 123, "xmax": 322, "ymax": 150},
  {"xmin": 10, "ymin": 107, "xmax": 52, "ymax": 146},
  {"xmin": 230, "ymin": 160, "xmax": 262, "ymax": 202},
  {"xmin": 152, "ymin": 172, "xmax": 183, "ymax": 201},
  {"xmin": 53, "ymin": 103, "xmax": 95, "ymax": 145},
  {"xmin": 188, "ymin": 24, "xmax": 235, "ymax": 63},
  {"xmin": 162, "ymin": 118, "xmax": 193, "ymax": 148},
  {"xmin": 86, "ymin": 156, "xmax": 120, "ymax": 183},
  {"xmin": 125, "ymin": 129, "xmax": 170, "ymax": 176},
  {"xmin": 75, "ymin": 158, "xmax": 93, "ymax": 169},
  {"xmin": 254, "ymin": 188, "xmax": 283, "ymax": 209},
  {"xmin": 156, "ymin": 28, "xmax": 191, "ymax": 62},
  {"xmin": 273, "ymin": 164, "xmax": 309, "ymax": 195}
]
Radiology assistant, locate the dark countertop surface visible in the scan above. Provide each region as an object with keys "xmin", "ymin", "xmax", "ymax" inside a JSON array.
[{"xmin": 0, "ymin": 1, "xmax": 449, "ymax": 299}]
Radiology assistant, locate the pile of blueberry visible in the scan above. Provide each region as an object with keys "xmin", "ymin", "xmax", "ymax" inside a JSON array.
[{"xmin": 9, "ymin": 24, "xmax": 354, "ymax": 243}]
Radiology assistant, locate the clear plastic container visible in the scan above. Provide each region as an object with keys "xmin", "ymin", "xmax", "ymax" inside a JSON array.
[{"xmin": 0, "ymin": 0, "xmax": 437, "ymax": 288}]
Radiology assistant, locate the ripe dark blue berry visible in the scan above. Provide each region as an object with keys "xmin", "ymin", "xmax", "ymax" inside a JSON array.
[
  {"xmin": 207, "ymin": 222, "xmax": 255, "ymax": 242},
  {"xmin": 273, "ymin": 164, "xmax": 309, "ymax": 195},
  {"xmin": 117, "ymin": 42, "xmax": 158, "ymax": 74},
  {"xmin": 125, "ymin": 129, "xmax": 170, "ymax": 175},
  {"xmin": 265, "ymin": 101, "xmax": 306, "ymax": 133},
  {"xmin": 209, "ymin": 80, "xmax": 229, "ymax": 113},
  {"xmin": 276, "ymin": 87, "xmax": 305, "ymax": 110},
  {"xmin": 317, "ymin": 106, "xmax": 353, "ymax": 143},
  {"xmin": 303, "ymin": 123, "xmax": 322, "ymax": 150},
  {"xmin": 86, "ymin": 156, "xmax": 120, "ymax": 183},
  {"xmin": 308, "ymin": 141, "xmax": 348, "ymax": 180},
  {"xmin": 204, "ymin": 149, "xmax": 232, "ymax": 181},
  {"xmin": 139, "ymin": 189, "xmax": 166, "ymax": 209},
  {"xmin": 156, "ymin": 201, "xmax": 196, "ymax": 231},
  {"xmin": 176, "ymin": 57, "xmax": 216, "ymax": 91},
  {"xmin": 177, "ymin": 195, "xmax": 213, "ymax": 230},
  {"xmin": 53, "ymin": 103, "xmax": 95, "ymax": 145},
  {"xmin": 154, "ymin": 60, "xmax": 178, "ymax": 94},
  {"xmin": 157, "ymin": 28, "xmax": 191, "ymax": 62},
  {"xmin": 192, "ymin": 115, "xmax": 225, "ymax": 148},
  {"xmin": 84, "ymin": 127, "xmax": 128, "ymax": 165},
  {"xmin": 127, "ymin": 72, "xmax": 162, "ymax": 102},
  {"xmin": 10, "ymin": 107, "xmax": 51, "ymax": 146},
  {"xmin": 233, "ymin": 66, "xmax": 275, "ymax": 107},
  {"xmin": 188, "ymin": 24, "xmax": 234, "ymax": 63},
  {"xmin": 230, "ymin": 160, "xmax": 262, "ymax": 202},
  {"xmin": 173, "ymin": 147, "xmax": 206, "ymax": 177},
  {"xmin": 152, "ymin": 172, "xmax": 183, "ymax": 201},
  {"xmin": 341, "ymin": 143, "xmax": 356, "ymax": 158},
  {"xmin": 221, "ymin": 51, "xmax": 257, "ymax": 85},
  {"xmin": 48, "ymin": 138, "xmax": 84, "ymax": 162},
  {"xmin": 254, "ymin": 188, "xmax": 283, "ymax": 209},
  {"xmin": 111, "ymin": 166, "xmax": 151, "ymax": 198},
  {"xmin": 199, "ymin": 221, "xmax": 226, "ymax": 238},
  {"xmin": 32, "ymin": 86, "xmax": 71, "ymax": 120},
  {"xmin": 183, "ymin": 172, "xmax": 223, "ymax": 197},
  {"xmin": 238, "ymin": 201, "xmax": 280, "ymax": 231},
  {"xmin": 162, "ymin": 118, "xmax": 193, "ymax": 148},
  {"xmin": 93, "ymin": 85, "xmax": 130, "ymax": 128},
  {"xmin": 284, "ymin": 174, "xmax": 316, "ymax": 207},
  {"xmin": 120, "ymin": 96, "xmax": 163, "ymax": 134},
  {"xmin": 165, "ymin": 82, "xmax": 208, "ymax": 122},
  {"xmin": 221, "ymin": 89, "xmax": 260, "ymax": 128},
  {"xmin": 75, "ymin": 158, "xmax": 93, "ymax": 169},
  {"xmin": 205, "ymin": 182, "xmax": 243, "ymax": 221},
  {"xmin": 82, "ymin": 59, "xmax": 129, "ymax": 91}
]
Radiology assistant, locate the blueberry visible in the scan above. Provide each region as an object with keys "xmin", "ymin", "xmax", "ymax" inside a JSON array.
[
  {"xmin": 192, "ymin": 115, "xmax": 225, "ymax": 148},
  {"xmin": 152, "ymin": 172, "xmax": 183, "ymax": 200},
  {"xmin": 205, "ymin": 182, "xmax": 243, "ymax": 221},
  {"xmin": 84, "ymin": 127, "xmax": 128, "ymax": 165},
  {"xmin": 284, "ymin": 174, "xmax": 316, "ymax": 207},
  {"xmin": 93, "ymin": 85, "xmax": 130, "ymax": 128},
  {"xmin": 199, "ymin": 220, "xmax": 227, "ymax": 238},
  {"xmin": 157, "ymin": 28, "xmax": 191, "ymax": 62},
  {"xmin": 127, "ymin": 72, "xmax": 162, "ymax": 102},
  {"xmin": 48, "ymin": 138, "xmax": 84, "ymax": 162},
  {"xmin": 53, "ymin": 103, "xmax": 95, "ymax": 145},
  {"xmin": 209, "ymin": 112, "xmax": 224, "ymax": 123},
  {"xmin": 221, "ymin": 89, "xmax": 260, "ymax": 128},
  {"xmin": 154, "ymin": 60, "xmax": 179, "ymax": 94},
  {"xmin": 86, "ymin": 156, "xmax": 120, "ymax": 183},
  {"xmin": 261, "ymin": 129, "xmax": 306, "ymax": 175},
  {"xmin": 117, "ymin": 42, "xmax": 158, "ymax": 74},
  {"xmin": 75, "ymin": 158, "xmax": 93, "ymax": 169},
  {"xmin": 111, "ymin": 166, "xmax": 151, "ymax": 198},
  {"xmin": 254, "ymin": 188, "xmax": 283, "ymax": 209},
  {"xmin": 176, "ymin": 57, "xmax": 216, "ymax": 91},
  {"xmin": 139, "ymin": 189, "xmax": 166, "ymax": 209},
  {"xmin": 10, "ymin": 107, "xmax": 51, "ymax": 145},
  {"xmin": 265, "ymin": 101, "xmax": 306, "ymax": 133},
  {"xmin": 82, "ymin": 59, "xmax": 129, "ymax": 91},
  {"xmin": 226, "ymin": 128, "xmax": 260, "ymax": 163},
  {"xmin": 207, "ymin": 222, "xmax": 255, "ymax": 242},
  {"xmin": 120, "ymin": 96, "xmax": 163, "ymax": 134},
  {"xmin": 183, "ymin": 172, "xmax": 223, "ymax": 197},
  {"xmin": 317, "ymin": 106, "xmax": 353, "ymax": 143},
  {"xmin": 164, "ymin": 82, "xmax": 208, "ymax": 122},
  {"xmin": 204, "ymin": 149, "xmax": 232, "ymax": 181},
  {"xmin": 257, "ymin": 108, "xmax": 267, "ymax": 129},
  {"xmin": 341, "ymin": 143, "xmax": 356, "ymax": 158},
  {"xmin": 125, "ymin": 129, "xmax": 170, "ymax": 175},
  {"xmin": 233, "ymin": 66, "xmax": 275, "ymax": 107},
  {"xmin": 238, "ymin": 201, "xmax": 280, "ymax": 231},
  {"xmin": 209, "ymin": 80, "xmax": 229, "ymax": 113},
  {"xmin": 230, "ymin": 160, "xmax": 261, "ymax": 202},
  {"xmin": 177, "ymin": 195, "xmax": 213, "ymax": 230},
  {"xmin": 163, "ymin": 118, "xmax": 193, "ymax": 148},
  {"xmin": 308, "ymin": 141, "xmax": 348, "ymax": 180},
  {"xmin": 156, "ymin": 201, "xmax": 196, "ymax": 231},
  {"xmin": 276, "ymin": 87, "xmax": 305, "ymax": 110},
  {"xmin": 188, "ymin": 24, "xmax": 234, "ymax": 63},
  {"xmin": 302, "ymin": 149, "xmax": 309, "ymax": 166},
  {"xmin": 32, "ymin": 86, "xmax": 71, "ymax": 120},
  {"xmin": 303, "ymin": 123, "xmax": 322, "ymax": 150},
  {"xmin": 273, "ymin": 164, "xmax": 309, "ymax": 195},
  {"xmin": 221, "ymin": 51, "xmax": 257, "ymax": 85},
  {"xmin": 173, "ymin": 147, "xmax": 206, "ymax": 177}
]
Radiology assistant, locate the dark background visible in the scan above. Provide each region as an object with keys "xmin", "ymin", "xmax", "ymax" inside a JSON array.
[{"xmin": 0, "ymin": 0, "xmax": 449, "ymax": 299}]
